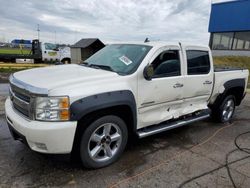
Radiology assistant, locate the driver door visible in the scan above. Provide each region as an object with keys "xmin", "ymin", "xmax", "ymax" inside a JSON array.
[{"xmin": 137, "ymin": 46, "xmax": 184, "ymax": 129}]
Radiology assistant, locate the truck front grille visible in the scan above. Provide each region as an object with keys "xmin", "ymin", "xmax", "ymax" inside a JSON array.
[
  {"xmin": 10, "ymin": 84, "xmax": 32, "ymax": 119},
  {"xmin": 9, "ymin": 74, "xmax": 49, "ymax": 120}
]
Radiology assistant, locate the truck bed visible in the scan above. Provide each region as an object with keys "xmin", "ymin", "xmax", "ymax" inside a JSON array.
[{"xmin": 210, "ymin": 68, "xmax": 249, "ymax": 104}]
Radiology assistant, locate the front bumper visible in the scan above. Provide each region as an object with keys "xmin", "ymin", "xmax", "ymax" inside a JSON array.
[{"xmin": 5, "ymin": 98, "xmax": 77, "ymax": 154}]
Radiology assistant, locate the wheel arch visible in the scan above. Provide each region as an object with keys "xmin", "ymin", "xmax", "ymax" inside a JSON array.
[
  {"xmin": 211, "ymin": 79, "xmax": 246, "ymax": 108},
  {"xmin": 70, "ymin": 90, "xmax": 137, "ymax": 154}
]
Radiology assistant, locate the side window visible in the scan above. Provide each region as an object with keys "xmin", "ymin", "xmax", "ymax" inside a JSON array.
[
  {"xmin": 186, "ymin": 50, "xmax": 210, "ymax": 75},
  {"xmin": 151, "ymin": 50, "xmax": 181, "ymax": 78}
]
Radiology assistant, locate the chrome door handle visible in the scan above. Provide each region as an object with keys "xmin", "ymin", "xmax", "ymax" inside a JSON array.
[
  {"xmin": 173, "ymin": 83, "xmax": 184, "ymax": 88},
  {"xmin": 203, "ymin": 80, "xmax": 212, "ymax": 85}
]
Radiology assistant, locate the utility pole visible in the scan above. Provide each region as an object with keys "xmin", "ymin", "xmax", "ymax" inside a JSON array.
[
  {"xmin": 37, "ymin": 24, "xmax": 40, "ymax": 41},
  {"xmin": 54, "ymin": 31, "xmax": 57, "ymax": 44}
]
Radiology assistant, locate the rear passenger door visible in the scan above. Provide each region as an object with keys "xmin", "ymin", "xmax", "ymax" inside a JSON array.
[{"xmin": 182, "ymin": 47, "xmax": 214, "ymax": 113}]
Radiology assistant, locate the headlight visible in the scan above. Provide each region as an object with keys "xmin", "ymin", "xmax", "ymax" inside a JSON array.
[{"xmin": 35, "ymin": 96, "xmax": 70, "ymax": 121}]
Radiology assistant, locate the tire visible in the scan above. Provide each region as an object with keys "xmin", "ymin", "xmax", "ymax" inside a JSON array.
[
  {"xmin": 79, "ymin": 115, "xmax": 128, "ymax": 169},
  {"xmin": 62, "ymin": 58, "xmax": 71, "ymax": 64},
  {"xmin": 212, "ymin": 95, "xmax": 236, "ymax": 123}
]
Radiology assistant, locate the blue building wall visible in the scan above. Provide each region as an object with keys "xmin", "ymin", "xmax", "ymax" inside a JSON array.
[{"xmin": 209, "ymin": 0, "xmax": 250, "ymax": 32}]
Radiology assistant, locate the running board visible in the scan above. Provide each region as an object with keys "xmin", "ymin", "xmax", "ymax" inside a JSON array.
[{"xmin": 137, "ymin": 110, "xmax": 210, "ymax": 138}]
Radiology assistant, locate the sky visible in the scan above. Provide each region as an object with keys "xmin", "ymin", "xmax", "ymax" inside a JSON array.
[{"xmin": 0, "ymin": 0, "xmax": 224, "ymax": 45}]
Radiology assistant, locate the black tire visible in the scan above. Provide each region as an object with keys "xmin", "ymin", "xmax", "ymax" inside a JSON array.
[
  {"xmin": 62, "ymin": 58, "xmax": 71, "ymax": 64},
  {"xmin": 80, "ymin": 115, "xmax": 128, "ymax": 169},
  {"xmin": 212, "ymin": 95, "xmax": 236, "ymax": 123}
]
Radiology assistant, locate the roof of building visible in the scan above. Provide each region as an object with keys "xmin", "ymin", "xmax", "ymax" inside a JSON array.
[
  {"xmin": 71, "ymin": 38, "xmax": 104, "ymax": 48},
  {"xmin": 209, "ymin": 0, "xmax": 250, "ymax": 32}
]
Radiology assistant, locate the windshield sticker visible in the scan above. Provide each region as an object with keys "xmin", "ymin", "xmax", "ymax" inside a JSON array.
[{"xmin": 119, "ymin": 55, "xmax": 133, "ymax": 66}]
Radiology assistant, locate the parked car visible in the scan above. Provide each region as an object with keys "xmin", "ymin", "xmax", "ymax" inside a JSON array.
[
  {"xmin": 0, "ymin": 43, "xmax": 8, "ymax": 47},
  {"xmin": 5, "ymin": 42, "xmax": 249, "ymax": 168}
]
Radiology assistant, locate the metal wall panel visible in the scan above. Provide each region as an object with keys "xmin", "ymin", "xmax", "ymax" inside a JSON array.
[{"xmin": 209, "ymin": 0, "xmax": 250, "ymax": 32}]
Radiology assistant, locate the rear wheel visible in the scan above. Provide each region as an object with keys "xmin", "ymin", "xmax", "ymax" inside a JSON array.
[
  {"xmin": 79, "ymin": 115, "xmax": 128, "ymax": 169},
  {"xmin": 212, "ymin": 95, "xmax": 236, "ymax": 123},
  {"xmin": 61, "ymin": 58, "xmax": 71, "ymax": 64}
]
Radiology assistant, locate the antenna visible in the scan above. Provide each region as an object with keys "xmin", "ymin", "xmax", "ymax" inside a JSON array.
[{"xmin": 144, "ymin": 38, "xmax": 150, "ymax": 43}]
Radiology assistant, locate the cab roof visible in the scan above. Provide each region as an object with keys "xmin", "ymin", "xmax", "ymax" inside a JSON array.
[{"xmin": 107, "ymin": 41, "xmax": 210, "ymax": 50}]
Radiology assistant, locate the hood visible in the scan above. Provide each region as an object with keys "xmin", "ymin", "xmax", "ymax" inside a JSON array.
[{"xmin": 13, "ymin": 64, "xmax": 119, "ymax": 91}]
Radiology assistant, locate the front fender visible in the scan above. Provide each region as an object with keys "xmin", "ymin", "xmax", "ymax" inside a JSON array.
[{"xmin": 70, "ymin": 90, "xmax": 137, "ymax": 128}]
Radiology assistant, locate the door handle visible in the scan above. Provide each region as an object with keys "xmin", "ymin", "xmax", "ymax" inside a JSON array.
[
  {"xmin": 203, "ymin": 80, "xmax": 212, "ymax": 85},
  {"xmin": 173, "ymin": 83, "xmax": 184, "ymax": 88}
]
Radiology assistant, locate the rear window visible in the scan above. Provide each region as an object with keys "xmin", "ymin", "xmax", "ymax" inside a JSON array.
[{"xmin": 186, "ymin": 50, "xmax": 210, "ymax": 75}]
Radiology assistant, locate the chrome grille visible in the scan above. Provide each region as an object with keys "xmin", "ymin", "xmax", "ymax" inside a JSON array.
[
  {"xmin": 10, "ymin": 84, "xmax": 32, "ymax": 119},
  {"xmin": 9, "ymin": 74, "xmax": 49, "ymax": 120},
  {"xmin": 11, "ymin": 84, "xmax": 31, "ymax": 103}
]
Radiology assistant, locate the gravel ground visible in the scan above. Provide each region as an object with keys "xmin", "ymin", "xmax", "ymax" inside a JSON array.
[
  {"xmin": 0, "ymin": 73, "xmax": 10, "ymax": 83},
  {"xmin": 0, "ymin": 97, "xmax": 6, "ymax": 115},
  {"xmin": 0, "ymin": 85, "xmax": 250, "ymax": 188},
  {"xmin": 0, "ymin": 84, "xmax": 8, "ymax": 115}
]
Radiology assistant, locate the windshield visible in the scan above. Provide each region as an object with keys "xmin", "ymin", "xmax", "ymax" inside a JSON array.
[
  {"xmin": 84, "ymin": 44, "xmax": 152, "ymax": 75},
  {"xmin": 44, "ymin": 43, "xmax": 58, "ymax": 50}
]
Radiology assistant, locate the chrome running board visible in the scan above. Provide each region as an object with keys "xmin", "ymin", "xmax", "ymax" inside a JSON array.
[{"xmin": 137, "ymin": 110, "xmax": 210, "ymax": 138}]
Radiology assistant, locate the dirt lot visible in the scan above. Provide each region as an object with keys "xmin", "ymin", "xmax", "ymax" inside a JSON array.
[{"xmin": 0, "ymin": 84, "xmax": 250, "ymax": 188}]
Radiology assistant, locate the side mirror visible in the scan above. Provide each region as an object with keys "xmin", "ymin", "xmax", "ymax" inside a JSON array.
[{"xmin": 143, "ymin": 65, "xmax": 154, "ymax": 81}]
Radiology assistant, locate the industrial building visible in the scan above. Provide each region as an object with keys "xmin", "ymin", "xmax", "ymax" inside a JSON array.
[
  {"xmin": 209, "ymin": 0, "xmax": 250, "ymax": 56},
  {"xmin": 11, "ymin": 39, "xmax": 32, "ymax": 48}
]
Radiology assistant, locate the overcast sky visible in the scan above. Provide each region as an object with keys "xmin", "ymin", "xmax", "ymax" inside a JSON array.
[{"xmin": 0, "ymin": 0, "xmax": 222, "ymax": 45}]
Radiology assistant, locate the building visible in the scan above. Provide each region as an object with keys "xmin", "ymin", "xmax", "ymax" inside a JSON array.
[
  {"xmin": 208, "ymin": 0, "xmax": 250, "ymax": 56},
  {"xmin": 70, "ymin": 38, "xmax": 105, "ymax": 64},
  {"xmin": 11, "ymin": 39, "xmax": 32, "ymax": 48}
]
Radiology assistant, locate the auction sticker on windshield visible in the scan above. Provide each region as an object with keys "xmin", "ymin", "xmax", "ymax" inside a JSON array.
[{"xmin": 119, "ymin": 55, "xmax": 133, "ymax": 65}]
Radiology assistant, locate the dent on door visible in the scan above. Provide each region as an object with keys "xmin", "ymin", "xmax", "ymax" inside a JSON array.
[
  {"xmin": 138, "ymin": 78, "xmax": 184, "ymax": 128},
  {"xmin": 138, "ymin": 99, "xmax": 183, "ymax": 128}
]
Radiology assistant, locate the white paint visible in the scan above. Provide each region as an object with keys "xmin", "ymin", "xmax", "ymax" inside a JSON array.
[
  {"xmin": 5, "ymin": 41, "xmax": 249, "ymax": 154},
  {"xmin": 5, "ymin": 98, "xmax": 77, "ymax": 154}
]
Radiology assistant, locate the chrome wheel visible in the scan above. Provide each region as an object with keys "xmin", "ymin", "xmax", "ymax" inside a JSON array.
[
  {"xmin": 87, "ymin": 123, "xmax": 122, "ymax": 162},
  {"xmin": 222, "ymin": 99, "xmax": 235, "ymax": 121}
]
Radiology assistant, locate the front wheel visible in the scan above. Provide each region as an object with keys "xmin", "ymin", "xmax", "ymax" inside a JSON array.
[
  {"xmin": 61, "ymin": 58, "xmax": 71, "ymax": 64},
  {"xmin": 213, "ymin": 95, "xmax": 236, "ymax": 123},
  {"xmin": 80, "ymin": 115, "xmax": 128, "ymax": 169}
]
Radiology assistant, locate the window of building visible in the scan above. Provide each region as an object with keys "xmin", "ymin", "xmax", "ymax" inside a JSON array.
[
  {"xmin": 211, "ymin": 32, "xmax": 234, "ymax": 50},
  {"xmin": 151, "ymin": 50, "xmax": 181, "ymax": 78},
  {"xmin": 210, "ymin": 31, "xmax": 250, "ymax": 51},
  {"xmin": 245, "ymin": 41, "xmax": 250, "ymax": 50},
  {"xmin": 232, "ymin": 32, "xmax": 250, "ymax": 50},
  {"xmin": 235, "ymin": 39, "xmax": 244, "ymax": 50},
  {"xmin": 186, "ymin": 50, "xmax": 210, "ymax": 75}
]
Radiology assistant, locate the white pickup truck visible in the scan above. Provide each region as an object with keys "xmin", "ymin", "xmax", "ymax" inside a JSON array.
[{"xmin": 5, "ymin": 42, "xmax": 249, "ymax": 168}]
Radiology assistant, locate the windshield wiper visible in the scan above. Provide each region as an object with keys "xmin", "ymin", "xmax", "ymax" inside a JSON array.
[
  {"xmin": 89, "ymin": 64, "xmax": 116, "ymax": 73},
  {"xmin": 80, "ymin": 61, "xmax": 89, "ymax": 67},
  {"xmin": 80, "ymin": 63, "xmax": 124, "ymax": 75}
]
